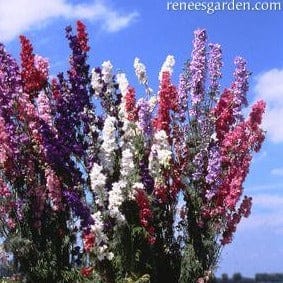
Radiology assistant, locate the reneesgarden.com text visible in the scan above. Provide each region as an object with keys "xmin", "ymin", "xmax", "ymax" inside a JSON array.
[{"xmin": 166, "ymin": 0, "xmax": 281, "ymax": 14}]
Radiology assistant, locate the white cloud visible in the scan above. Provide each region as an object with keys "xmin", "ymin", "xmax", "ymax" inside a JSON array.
[
  {"xmin": 271, "ymin": 167, "xmax": 283, "ymax": 176},
  {"xmin": 254, "ymin": 68, "xmax": 283, "ymax": 143},
  {"xmin": 0, "ymin": 0, "xmax": 139, "ymax": 42}
]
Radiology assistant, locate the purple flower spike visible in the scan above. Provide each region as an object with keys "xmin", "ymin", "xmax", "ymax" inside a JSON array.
[
  {"xmin": 232, "ymin": 56, "xmax": 249, "ymax": 119},
  {"xmin": 208, "ymin": 43, "xmax": 222, "ymax": 97},
  {"xmin": 188, "ymin": 29, "xmax": 207, "ymax": 108},
  {"xmin": 137, "ymin": 98, "xmax": 152, "ymax": 139},
  {"xmin": 63, "ymin": 190, "xmax": 94, "ymax": 227},
  {"xmin": 177, "ymin": 74, "xmax": 188, "ymax": 122}
]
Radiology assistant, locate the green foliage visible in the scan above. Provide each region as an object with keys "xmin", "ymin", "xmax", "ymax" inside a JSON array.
[
  {"xmin": 110, "ymin": 200, "xmax": 153, "ymax": 283},
  {"xmin": 4, "ymin": 211, "xmax": 72, "ymax": 283},
  {"xmin": 122, "ymin": 273, "xmax": 151, "ymax": 283},
  {"xmin": 61, "ymin": 268, "xmax": 103, "ymax": 283},
  {"xmin": 178, "ymin": 194, "xmax": 219, "ymax": 283},
  {"xmin": 179, "ymin": 243, "xmax": 203, "ymax": 282}
]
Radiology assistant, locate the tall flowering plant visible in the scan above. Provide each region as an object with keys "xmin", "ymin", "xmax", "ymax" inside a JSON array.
[
  {"xmin": 85, "ymin": 29, "xmax": 265, "ymax": 282},
  {"xmin": 0, "ymin": 22, "xmax": 94, "ymax": 282},
  {"xmin": 0, "ymin": 22, "xmax": 265, "ymax": 283}
]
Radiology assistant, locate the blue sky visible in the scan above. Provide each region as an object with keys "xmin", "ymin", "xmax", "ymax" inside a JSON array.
[{"xmin": 0, "ymin": 0, "xmax": 282, "ymax": 278}]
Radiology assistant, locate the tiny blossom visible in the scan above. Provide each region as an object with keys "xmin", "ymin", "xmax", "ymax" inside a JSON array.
[
  {"xmin": 117, "ymin": 72, "xmax": 130, "ymax": 119},
  {"xmin": 177, "ymin": 73, "xmax": 188, "ymax": 122},
  {"xmin": 188, "ymin": 29, "xmax": 207, "ymax": 107},
  {"xmin": 247, "ymin": 100, "xmax": 266, "ymax": 152},
  {"xmin": 99, "ymin": 115, "xmax": 118, "ymax": 175},
  {"xmin": 0, "ymin": 178, "xmax": 11, "ymax": 198},
  {"xmin": 124, "ymin": 86, "xmax": 138, "ymax": 121},
  {"xmin": 157, "ymin": 149, "xmax": 172, "ymax": 167},
  {"xmin": 117, "ymin": 72, "xmax": 129, "ymax": 96},
  {"xmin": 120, "ymin": 119, "xmax": 137, "ymax": 149},
  {"xmin": 80, "ymin": 266, "xmax": 94, "ymax": 278},
  {"xmin": 64, "ymin": 22, "xmax": 92, "ymax": 129},
  {"xmin": 149, "ymin": 130, "xmax": 172, "ymax": 178},
  {"xmin": 153, "ymin": 183, "xmax": 168, "ymax": 204},
  {"xmin": 90, "ymin": 162, "xmax": 107, "ymax": 207},
  {"xmin": 15, "ymin": 200, "xmax": 24, "ymax": 222},
  {"xmin": 238, "ymin": 195, "xmax": 252, "ymax": 218},
  {"xmin": 133, "ymin": 182, "xmax": 145, "ymax": 191},
  {"xmin": 139, "ymin": 157, "xmax": 155, "ymax": 194},
  {"xmin": 7, "ymin": 218, "xmax": 16, "ymax": 229},
  {"xmin": 90, "ymin": 163, "xmax": 107, "ymax": 190},
  {"xmin": 91, "ymin": 68, "xmax": 103, "ymax": 95},
  {"xmin": 205, "ymin": 146, "xmax": 221, "ymax": 185},
  {"xmin": 205, "ymin": 145, "xmax": 222, "ymax": 199},
  {"xmin": 120, "ymin": 148, "xmax": 135, "ymax": 177},
  {"xmin": 208, "ymin": 43, "xmax": 222, "ymax": 96},
  {"xmin": 158, "ymin": 55, "xmax": 175, "ymax": 81},
  {"xmin": 101, "ymin": 60, "xmax": 113, "ymax": 84},
  {"xmin": 192, "ymin": 149, "xmax": 207, "ymax": 180},
  {"xmin": 91, "ymin": 211, "xmax": 113, "ymax": 261},
  {"xmin": 137, "ymin": 98, "xmax": 152, "ymax": 138},
  {"xmin": 0, "ymin": 117, "xmax": 11, "ymax": 164},
  {"xmin": 45, "ymin": 167, "xmax": 63, "ymax": 211},
  {"xmin": 248, "ymin": 100, "xmax": 265, "ymax": 127},
  {"xmin": 37, "ymin": 91, "xmax": 53, "ymax": 128},
  {"xmin": 232, "ymin": 56, "xmax": 249, "ymax": 118},
  {"xmin": 213, "ymin": 89, "xmax": 235, "ymax": 142},
  {"xmin": 148, "ymin": 95, "xmax": 157, "ymax": 112},
  {"xmin": 91, "ymin": 211, "xmax": 106, "ymax": 242},
  {"xmin": 135, "ymin": 188, "xmax": 155, "ymax": 244},
  {"xmin": 16, "ymin": 92, "xmax": 49, "ymax": 160},
  {"xmin": 154, "ymin": 71, "xmax": 178, "ymax": 134},
  {"xmin": 20, "ymin": 36, "xmax": 48, "ymax": 95},
  {"xmin": 102, "ymin": 115, "xmax": 116, "ymax": 139},
  {"xmin": 118, "ymin": 120, "xmax": 139, "ymax": 200},
  {"xmin": 76, "ymin": 20, "xmax": 90, "ymax": 52},
  {"xmin": 63, "ymin": 191, "xmax": 94, "ymax": 227},
  {"xmin": 220, "ymin": 196, "xmax": 252, "ymax": 245},
  {"xmin": 134, "ymin": 57, "xmax": 148, "ymax": 84},
  {"xmin": 83, "ymin": 231, "xmax": 95, "ymax": 253},
  {"xmin": 34, "ymin": 55, "xmax": 49, "ymax": 81},
  {"xmin": 108, "ymin": 181, "xmax": 126, "ymax": 223}
]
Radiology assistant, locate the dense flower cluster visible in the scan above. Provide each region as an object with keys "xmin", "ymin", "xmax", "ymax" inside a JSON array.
[
  {"xmin": 91, "ymin": 211, "xmax": 114, "ymax": 261},
  {"xmin": 154, "ymin": 69, "xmax": 178, "ymax": 134},
  {"xmin": 137, "ymin": 98, "xmax": 153, "ymax": 138},
  {"xmin": 134, "ymin": 57, "xmax": 148, "ymax": 85},
  {"xmin": 98, "ymin": 115, "xmax": 118, "ymax": 175},
  {"xmin": 0, "ymin": 22, "xmax": 265, "ymax": 283},
  {"xmin": 208, "ymin": 43, "xmax": 222, "ymax": 96},
  {"xmin": 135, "ymin": 188, "xmax": 155, "ymax": 244},
  {"xmin": 188, "ymin": 29, "xmax": 207, "ymax": 107},
  {"xmin": 20, "ymin": 36, "xmax": 48, "ymax": 94}
]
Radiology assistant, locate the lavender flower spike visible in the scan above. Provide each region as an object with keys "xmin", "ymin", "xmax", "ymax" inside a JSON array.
[
  {"xmin": 205, "ymin": 145, "xmax": 221, "ymax": 185},
  {"xmin": 188, "ymin": 29, "xmax": 207, "ymax": 107},
  {"xmin": 137, "ymin": 98, "xmax": 152, "ymax": 139},
  {"xmin": 134, "ymin": 57, "xmax": 148, "ymax": 85},
  {"xmin": 232, "ymin": 56, "xmax": 249, "ymax": 118},
  {"xmin": 177, "ymin": 73, "xmax": 188, "ymax": 122},
  {"xmin": 208, "ymin": 43, "xmax": 222, "ymax": 97}
]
